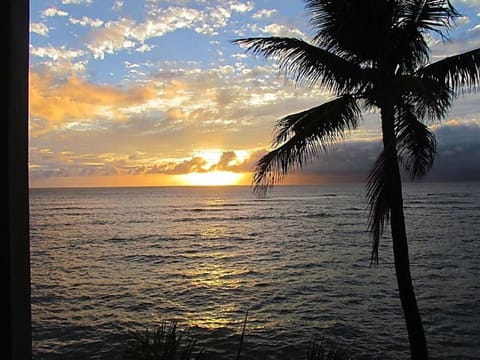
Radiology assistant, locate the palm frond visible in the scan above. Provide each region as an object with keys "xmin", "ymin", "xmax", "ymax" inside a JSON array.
[
  {"xmin": 232, "ymin": 37, "xmax": 368, "ymax": 94},
  {"xmin": 401, "ymin": 0, "xmax": 460, "ymax": 38},
  {"xmin": 273, "ymin": 95, "xmax": 360, "ymax": 146},
  {"xmin": 253, "ymin": 95, "xmax": 361, "ymax": 196},
  {"xmin": 391, "ymin": 21, "xmax": 430, "ymax": 72},
  {"xmin": 419, "ymin": 47, "xmax": 480, "ymax": 94},
  {"xmin": 395, "ymin": 74, "xmax": 452, "ymax": 120},
  {"xmin": 305, "ymin": 339, "xmax": 353, "ymax": 360},
  {"xmin": 367, "ymin": 151, "xmax": 392, "ymax": 265},
  {"xmin": 390, "ymin": 1, "xmax": 460, "ymax": 72},
  {"xmin": 395, "ymin": 105, "xmax": 437, "ymax": 178},
  {"xmin": 306, "ymin": 0, "xmax": 397, "ymax": 64}
]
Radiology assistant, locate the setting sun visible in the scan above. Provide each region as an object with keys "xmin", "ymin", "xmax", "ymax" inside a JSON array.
[{"xmin": 180, "ymin": 170, "xmax": 248, "ymax": 186}]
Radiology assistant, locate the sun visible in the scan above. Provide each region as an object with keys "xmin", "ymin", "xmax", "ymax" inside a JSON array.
[
  {"xmin": 181, "ymin": 171, "xmax": 247, "ymax": 186},
  {"xmin": 177, "ymin": 149, "xmax": 252, "ymax": 186}
]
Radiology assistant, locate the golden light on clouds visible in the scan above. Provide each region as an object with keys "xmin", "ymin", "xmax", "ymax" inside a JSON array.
[
  {"xmin": 177, "ymin": 149, "xmax": 252, "ymax": 185},
  {"xmin": 29, "ymin": 71, "xmax": 157, "ymax": 123},
  {"xmin": 28, "ymin": 145, "xmax": 257, "ymax": 187}
]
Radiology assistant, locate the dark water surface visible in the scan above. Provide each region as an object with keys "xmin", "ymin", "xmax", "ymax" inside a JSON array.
[{"xmin": 29, "ymin": 183, "xmax": 480, "ymax": 359}]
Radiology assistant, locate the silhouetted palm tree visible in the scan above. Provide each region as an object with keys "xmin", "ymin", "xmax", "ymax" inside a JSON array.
[{"xmin": 233, "ymin": 1, "xmax": 480, "ymax": 359}]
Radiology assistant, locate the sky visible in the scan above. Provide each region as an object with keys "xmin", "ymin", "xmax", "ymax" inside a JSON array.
[{"xmin": 29, "ymin": 0, "xmax": 480, "ymax": 187}]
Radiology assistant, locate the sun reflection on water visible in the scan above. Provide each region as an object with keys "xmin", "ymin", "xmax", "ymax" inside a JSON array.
[
  {"xmin": 186, "ymin": 263, "xmax": 246, "ymax": 290},
  {"xmin": 181, "ymin": 262, "xmax": 250, "ymax": 329}
]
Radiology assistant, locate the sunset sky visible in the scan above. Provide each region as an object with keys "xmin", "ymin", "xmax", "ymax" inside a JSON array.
[{"xmin": 29, "ymin": 0, "xmax": 480, "ymax": 187}]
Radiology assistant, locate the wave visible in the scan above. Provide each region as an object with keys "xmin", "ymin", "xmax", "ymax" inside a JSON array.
[{"xmin": 29, "ymin": 183, "xmax": 480, "ymax": 360}]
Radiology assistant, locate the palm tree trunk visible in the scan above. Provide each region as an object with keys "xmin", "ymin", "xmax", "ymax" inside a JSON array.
[{"xmin": 381, "ymin": 105, "xmax": 428, "ymax": 360}]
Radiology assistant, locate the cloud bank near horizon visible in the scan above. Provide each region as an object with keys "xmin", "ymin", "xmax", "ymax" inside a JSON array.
[{"xmin": 29, "ymin": 120, "xmax": 480, "ymax": 185}]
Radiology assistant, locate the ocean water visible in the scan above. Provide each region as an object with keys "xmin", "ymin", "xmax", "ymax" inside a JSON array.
[{"xmin": 29, "ymin": 183, "xmax": 480, "ymax": 359}]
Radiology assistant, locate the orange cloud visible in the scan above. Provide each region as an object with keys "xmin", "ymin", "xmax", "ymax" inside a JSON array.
[{"xmin": 29, "ymin": 71, "xmax": 157, "ymax": 123}]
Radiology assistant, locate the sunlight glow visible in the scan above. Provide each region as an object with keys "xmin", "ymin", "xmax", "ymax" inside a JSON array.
[
  {"xmin": 181, "ymin": 171, "xmax": 246, "ymax": 186},
  {"xmin": 192, "ymin": 149, "xmax": 224, "ymax": 166}
]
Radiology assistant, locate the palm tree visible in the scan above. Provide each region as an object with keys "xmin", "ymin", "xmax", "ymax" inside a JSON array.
[{"xmin": 233, "ymin": 1, "xmax": 480, "ymax": 359}]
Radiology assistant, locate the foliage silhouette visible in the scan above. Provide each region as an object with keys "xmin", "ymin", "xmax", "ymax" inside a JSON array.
[
  {"xmin": 305, "ymin": 339, "xmax": 354, "ymax": 360},
  {"xmin": 123, "ymin": 320, "xmax": 206, "ymax": 360},
  {"xmin": 123, "ymin": 318, "xmax": 354, "ymax": 360},
  {"xmin": 233, "ymin": 1, "xmax": 480, "ymax": 359}
]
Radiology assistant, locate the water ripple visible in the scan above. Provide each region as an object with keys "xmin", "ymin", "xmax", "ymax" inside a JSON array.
[{"xmin": 29, "ymin": 183, "xmax": 480, "ymax": 359}]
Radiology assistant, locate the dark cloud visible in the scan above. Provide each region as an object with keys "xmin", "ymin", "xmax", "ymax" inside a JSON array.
[
  {"xmin": 230, "ymin": 149, "xmax": 268, "ymax": 172},
  {"xmin": 146, "ymin": 150, "xmax": 267, "ymax": 175},
  {"xmin": 425, "ymin": 121, "xmax": 480, "ymax": 181},
  {"xmin": 212, "ymin": 151, "xmax": 237, "ymax": 170},
  {"xmin": 281, "ymin": 121, "xmax": 480, "ymax": 183},
  {"xmin": 147, "ymin": 156, "xmax": 208, "ymax": 175}
]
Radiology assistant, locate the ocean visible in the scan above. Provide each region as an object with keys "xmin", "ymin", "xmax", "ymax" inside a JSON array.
[{"xmin": 29, "ymin": 182, "xmax": 480, "ymax": 359}]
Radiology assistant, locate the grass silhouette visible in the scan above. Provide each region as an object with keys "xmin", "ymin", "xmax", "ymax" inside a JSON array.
[{"xmin": 122, "ymin": 315, "xmax": 353, "ymax": 360}]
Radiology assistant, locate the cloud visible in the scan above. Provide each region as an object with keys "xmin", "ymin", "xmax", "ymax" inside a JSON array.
[
  {"xmin": 291, "ymin": 121, "xmax": 480, "ymax": 183},
  {"xmin": 147, "ymin": 157, "xmax": 208, "ymax": 175},
  {"xmin": 259, "ymin": 23, "xmax": 305, "ymax": 38},
  {"xmin": 29, "ymin": 120, "xmax": 480, "ymax": 184},
  {"xmin": 27, "ymin": 0, "xmax": 480, "ymax": 188},
  {"xmin": 29, "ymin": 148, "xmax": 264, "ymax": 181},
  {"xmin": 426, "ymin": 120, "xmax": 480, "ymax": 181},
  {"xmin": 29, "ymin": 46, "xmax": 89, "ymax": 76},
  {"xmin": 86, "ymin": 18, "xmax": 138, "ymax": 59},
  {"xmin": 430, "ymin": 27, "xmax": 480, "ymax": 59},
  {"xmin": 62, "ymin": 0, "xmax": 93, "ymax": 5},
  {"xmin": 147, "ymin": 149, "xmax": 265, "ymax": 175},
  {"xmin": 29, "ymin": 60, "xmax": 296, "ymax": 164},
  {"xmin": 30, "ymin": 22, "xmax": 49, "ymax": 36},
  {"xmin": 69, "ymin": 16, "xmax": 104, "ymax": 27},
  {"xmin": 229, "ymin": 1, "xmax": 254, "ymax": 13},
  {"xmin": 214, "ymin": 151, "xmax": 237, "ymax": 169},
  {"xmin": 30, "ymin": 45, "xmax": 87, "ymax": 62},
  {"xmin": 235, "ymin": 22, "xmax": 306, "ymax": 38},
  {"xmin": 83, "ymin": 2, "xmax": 255, "ymax": 58},
  {"xmin": 429, "ymin": 1, "xmax": 480, "ymax": 57},
  {"xmin": 42, "ymin": 7, "xmax": 69, "ymax": 17},
  {"xmin": 112, "ymin": 0, "xmax": 123, "ymax": 11},
  {"xmin": 28, "ymin": 47, "xmax": 480, "ymax": 184},
  {"xmin": 252, "ymin": 9, "xmax": 277, "ymax": 19},
  {"xmin": 29, "ymin": 71, "xmax": 157, "ymax": 126}
]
